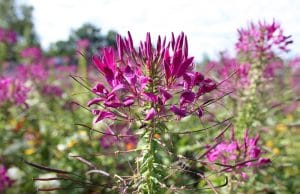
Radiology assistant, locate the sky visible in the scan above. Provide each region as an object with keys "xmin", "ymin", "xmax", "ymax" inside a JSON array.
[{"xmin": 21, "ymin": 0, "xmax": 300, "ymax": 60}]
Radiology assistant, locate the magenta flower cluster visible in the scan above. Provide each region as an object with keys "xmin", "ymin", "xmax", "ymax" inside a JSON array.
[
  {"xmin": 207, "ymin": 20, "xmax": 292, "ymax": 93},
  {"xmin": 0, "ymin": 77, "xmax": 30, "ymax": 106},
  {"xmin": 89, "ymin": 32, "xmax": 217, "ymax": 127},
  {"xmin": 0, "ymin": 46, "xmax": 75, "ymax": 106},
  {"xmin": 236, "ymin": 20, "xmax": 292, "ymax": 59},
  {"xmin": 42, "ymin": 85, "xmax": 63, "ymax": 97},
  {"xmin": 206, "ymin": 130, "xmax": 270, "ymax": 179},
  {"xmin": 0, "ymin": 27, "xmax": 17, "ymax": 44},
  {"xmin": 76, "ymin": 39, "xmax": 90, "ymax": 50},
  {"xmin": 17, "ymin": 64, "xmax": 48, "ymax": 82},
  {"xmin": 0, "ymin": 165, "xmax": 12, "ymax": 192},
  {"xmin": 16, "ymin": 64, "xmax": 67, "ymax": 98},
  {"xmin": 20, "ymin": 47, "xmax": 42, "ymax": 62},
  {"xmin": 206, "ymin": 56, "xmax": 251, "ymax": 92}
]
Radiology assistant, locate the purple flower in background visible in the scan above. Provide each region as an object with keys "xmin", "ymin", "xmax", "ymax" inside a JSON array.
[
  {"xmin": 290, "ymin": 56, "xmax": 300, "ymax": 70},
  {"xmin": 76, "ymin": 39, "xmax": 90, "ymax": 50},
  {"xmin": 0, "ymin": 78, "xmax": 10, "ymax": 103},
  {"xmin": 0, "ymin": 77, "xmax": 30, "ymax": 107},
  {"xmin": 206, "ymin": 129, "xmax": 270, "ymax": 179},
  {"xmin": 99, "ymin": 128, "xmax": 119, "ymax": 149},
  {"xmin": 33, "ymin": 64, "xmax": 47, "ymax": 80},
  {"xmin": 42, "ymin": 85, "xmax": 63, "ymax": 97},
  {"xmin": 204, "ymin": 53, "xmax": 252, "ymax": 94},
  {"xmin": 5, "ymin": 30, "xmax": 17, "ymax": 44},
  {"xmin": 17, "ymin": 64, "xmax": 48, "ymax": 81},
  {"xmin": 123, "ymin": 128, "xmax": 138, "ymax": 151},
  {"xmin": 99, "ymin": 126, "xmax": 138, "ymax": 150},
  {"xmin": 12, "ymin": 79, "xmax": 30, "ymax": 105},
  {"xmin": 263, "ymin": 61, "xmax": 283, "ymax": 78},
  {"xmin": 238, "ymin": 63, "xmax": 251, "ymax": 86},
  {"xmin": 21, "ymin": 47, "xmax": 42, "ymax": 62},
  {"xmin": 236, "ymin": 20, "xmax": 292, "ymax": 59},
  {"xmin": 0, "ymin": 27, "xmax": 17, "ymax": 44},
  {"xmin": 0, "ymin": 165, "xmax": 12, "ymax": 191}
]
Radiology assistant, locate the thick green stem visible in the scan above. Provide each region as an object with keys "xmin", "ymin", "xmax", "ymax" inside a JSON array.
[
  {"xmin": 138, "ymin": 62, "xmax": 165, "ymax": 193},
  {"xmin": 235, "ymin": 59, "xmax": 264, "ymax": 135},
  {"xmin": 139, "ymin": 126, "xmax": 164, "ymax": 194},
  {"xmin": 146, "ymin": 129, "xmax": 156, "ymax": 193}
]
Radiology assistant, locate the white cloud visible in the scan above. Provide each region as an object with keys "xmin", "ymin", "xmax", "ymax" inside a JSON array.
[{"xmin": 25, "ymin": 0, "xmax": 300, "ymax": 60}]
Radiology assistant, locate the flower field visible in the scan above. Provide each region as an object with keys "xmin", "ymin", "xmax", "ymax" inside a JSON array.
[{"xmin": 0, "ymin": 3, "xmax": 299, "ymax": 193}]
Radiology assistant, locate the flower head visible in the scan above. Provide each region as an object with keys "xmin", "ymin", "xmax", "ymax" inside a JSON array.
[
  {"xmin": 42, "ymin": 85, "xmax": 63, "ymax": 97},
  {"xmin": 21, "ymin": 47, "xmax": 42, "ymax": 62},
  {"xmin": 206, "ymin": 129, "xmax": 270, "ymax": 178},
  {"xmin": 17, "ymin": 64, "xmax": 48, "ymax": 81},
  {"xmin": 89, "ymin": 32, "xmax": 217, "ymax": 125},
  {"xmin": 236, "ymin": 20, "xmax": 292, "ymax": 60},
  {"xmin": 0, "ymin": 77, "xmax": 30, "ymax": 107}
]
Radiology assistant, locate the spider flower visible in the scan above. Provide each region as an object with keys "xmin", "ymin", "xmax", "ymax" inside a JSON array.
[
  {"xmin": 20, "ymin": 47, "xmax": 42, "ymax": 62},
  {"xmin": 89, "ymin": 32, "xmax": 217, "ymax": 125},
  {"xmin": 42, "ymin": 85, "xmax": 63, "ymax": 97},
  {"xmin": 236, "ymin": 20, "xmax": 292, "ymax": 60},
  {"xmin": 206, "ymin": 129, "xmax": 270, "ymax": 179},
  {"xmin": 0, "ymin": 77, "xmax": 30, "ymax": 106}
]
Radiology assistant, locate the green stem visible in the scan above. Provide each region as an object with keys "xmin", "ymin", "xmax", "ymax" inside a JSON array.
[
  {"xmin": 235, "ymin": 60, "xmax": 263, "ymax": 134},
  {"xmin": 138, "ymin": 62, "xmax": 165, "ymax": 193}
]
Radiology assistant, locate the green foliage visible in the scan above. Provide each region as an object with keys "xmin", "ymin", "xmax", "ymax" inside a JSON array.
[
  {"xmin": 0, "ymin": 0, "xmax": 39, "ymax": 46},
  {"xmin": 48, "ymin": 23, "xmax": 117, "ymax": 57}
]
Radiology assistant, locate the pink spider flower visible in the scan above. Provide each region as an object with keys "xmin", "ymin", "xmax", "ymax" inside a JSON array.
[
  {"xmin": 0, "ymin": 77, "xmax": 30, "ymax": 107},
  {"xmin": 42, "ymin": 85, "xmax": 63, "ymax": 97},
  {"xmin": 205, "ymin": 50, "xmax": 285, "ymax": 95},
  {"xmin": 20, "ymin": 47, "xmax": 42, "ymax": 62},
  {"xmin": 236, "ymin": 20, "xmax": 292, "ymax": 60},
  {"xmin": 17, "ymin": 64, "xmax": 48, "ymax": 81},
  {"xmin": 5, "ymin": 30, "xmax": 17, "ymax": 44},
  {"xmin": 89, "ymin": 32, "xmax": 217, "ymax": 132},
  {"xmin": 12, "ymin": 79, "xmax": 30, "ymax": 105},
  {"xmin": 0, "ymin": 77, "xmax": 10, "ymax": 103},
  {"xmin": 206, "ymin": 129, "xmax": 270, "ymax": 179},
  {"xmin": 263, "ymin": 61, "xmax": 284, "ymax": 78},
  {"xmin": 218, "ymin": 56, "xmax": 250, "ymax": 89}
]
